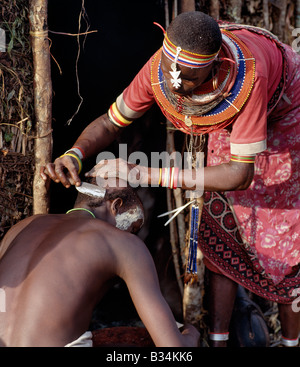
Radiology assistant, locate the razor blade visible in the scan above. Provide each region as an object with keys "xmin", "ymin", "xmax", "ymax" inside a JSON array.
[{"xmin": 76, "ymin": 182, "xmax": 106, "ymax": 199}]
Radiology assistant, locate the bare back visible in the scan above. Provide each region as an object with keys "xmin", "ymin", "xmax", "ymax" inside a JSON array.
[
  {"xmin": 0, "ymin": 213, "xmax": 198, "ymax": 347},
  {"xmin": 0, "ymin": 214, "xmax": 143, "ymax": 347}
]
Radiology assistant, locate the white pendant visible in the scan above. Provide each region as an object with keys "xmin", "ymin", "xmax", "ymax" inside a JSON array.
[
  {"xmin": 170, "ymin": 62, "xmax": 182, "ymax": 89},
  {"xmin": 185, "ymin": 116, "xmax": 193, "ymax": 126}
]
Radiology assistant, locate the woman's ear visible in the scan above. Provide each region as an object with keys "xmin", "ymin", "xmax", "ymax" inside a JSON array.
[{"xmin": 110, "ymin": 198, "xmax": 123, "ymax": 216}]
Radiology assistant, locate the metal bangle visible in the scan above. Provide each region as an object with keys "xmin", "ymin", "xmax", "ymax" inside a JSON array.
[
  {"xmin": 209, "ymin": 332, "xmax": 229, "ymax": 341},
  {"xmin": 281, "ymin": 336, "xmax": 299, "ymax": 347}
]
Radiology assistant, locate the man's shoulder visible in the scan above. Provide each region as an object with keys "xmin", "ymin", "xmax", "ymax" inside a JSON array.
[
  {"xmin": 72, "ymin": 219, "xmax": 138, "ymax": 244},
  {"xmin": 72, "ymin": 222, "xmax": 148, "ymax": 268}
]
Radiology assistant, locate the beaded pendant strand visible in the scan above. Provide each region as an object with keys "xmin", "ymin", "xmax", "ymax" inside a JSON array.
[{"xmin": 185, "ymin": 203, "xmax": 200, "ymax": 284}]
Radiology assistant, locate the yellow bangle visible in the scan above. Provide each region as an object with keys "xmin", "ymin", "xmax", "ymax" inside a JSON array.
[
  {"xmin": 169, "ymin": 167, "xmax": 175, "ymax": 189},
  {"xmin": 111, "ymin": 102, "xmax": 132, "ymax": 124},
  {"xmin": 60, "ymin": 153, "xmax": 82, "ymax": 174},
  {"xmin": 163, "ymin": 167, "xmax": 169, "ymax": 187},
  {"xmin": 158, "ymin": 168, "xmax": 162, "ymax": 185}
]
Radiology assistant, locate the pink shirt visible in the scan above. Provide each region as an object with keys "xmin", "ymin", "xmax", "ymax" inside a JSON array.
[
  {"xmin": 229, "ymin": 30, "xmax": 282, "ymax": 154},
  {"xmin": 117, "ymin": 29, "xmax": 283, "ymax": 155}
]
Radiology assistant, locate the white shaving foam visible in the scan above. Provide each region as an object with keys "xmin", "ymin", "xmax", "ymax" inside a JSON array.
[{"xmin": 115, "ymin": 206, "xmax": 144, "ymax": 231}]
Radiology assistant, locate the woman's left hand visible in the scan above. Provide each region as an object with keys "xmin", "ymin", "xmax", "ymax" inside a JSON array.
[{"xmin": 86, "ymin": 158, "xmax": 149, "ymax": 187}]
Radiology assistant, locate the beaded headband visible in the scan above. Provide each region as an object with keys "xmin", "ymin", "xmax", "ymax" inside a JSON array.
[
  {"xmin": 162, "ymin": 34, "xmax": 219, "ymax": 69},
  {"xmin": 162, "ymin": 33, "xmax": 219, "ymax": 89}
]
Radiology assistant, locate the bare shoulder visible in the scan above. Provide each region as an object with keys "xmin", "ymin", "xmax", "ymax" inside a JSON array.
[
  {"xmin": 83, "ymin": 220, "xmax": 152, "ymax": 263},
  {"xmin": 113, "ymin": 228, "xmax": 149, "ymax": 255},
  {"xmin": 2, "ymin": 215, "xmax": 40, "ymax": 239},
  {"xmin": 0, "ymin": 215, "xmax": 42, "ymax": 259},
  {"xmin": 83, "ymin": 220, "xmax": 143, "ymax": 246},
  {"xmin": 108, "ymin": 229, "xmax": 155, "ymax": 280}
]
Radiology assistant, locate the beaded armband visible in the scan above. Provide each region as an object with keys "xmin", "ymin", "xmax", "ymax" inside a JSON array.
[
  {"xmin": 60, "ymin": 153, "xmax": 82, "ymax": 174},
  {"xmin": 230, "ymin": 154, "xmax": 256, "ymax": 163},
  {"xmin": 160, "ymin": 167, "xmax": 180, "ymax": 189},
  {"xmin": 108, "ymin": 102, "xmax": 133, "ymax": 128},
  {"xmin": 65, "ymin": 146, "xmax": 85, "ymax": 160}
]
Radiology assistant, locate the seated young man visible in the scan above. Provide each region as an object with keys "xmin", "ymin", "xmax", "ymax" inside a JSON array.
[{"xmin": 0, "ymin": 178, "xmax": 199, "ymax": 347}]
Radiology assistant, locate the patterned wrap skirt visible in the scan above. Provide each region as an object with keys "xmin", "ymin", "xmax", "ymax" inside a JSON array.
[{"xmin": 199, "ymin": 45, "xmax": 300, "ymax": 304}]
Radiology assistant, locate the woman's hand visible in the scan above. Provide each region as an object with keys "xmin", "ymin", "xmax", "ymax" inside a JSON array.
[
  {"xmin": 40, "ymin": 155, "xmax": 81, "ymax": 188},
  {"xmin": 86, "ymin": 158, "xmax": 150, "ymax": 187}
]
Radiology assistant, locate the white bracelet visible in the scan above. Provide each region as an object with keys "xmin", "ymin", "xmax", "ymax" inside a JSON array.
[
  {"xmin": 65, "ymin": 148, "xmax": 84, "ymax": 160},
  {"xmin": 209, "ymin": 332, "xmax": 229, "ymax": 341},
  {"xmin": 281, "ymin": 336, "xmax": 299, "ymax": 347}
]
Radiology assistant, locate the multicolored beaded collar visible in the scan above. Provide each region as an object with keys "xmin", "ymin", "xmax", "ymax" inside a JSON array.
[{"xmin": 151, "ymin": 29, "xmax": 256, "ymax": 135}]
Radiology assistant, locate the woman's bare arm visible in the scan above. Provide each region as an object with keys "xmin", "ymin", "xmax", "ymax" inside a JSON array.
[
  {"xmin": 40, "ymin": 113, "xmax": 121, "ymax": 187},
  {"xmin": 117, "ymin": 234, "xmax": 199, "ymax": 347}
]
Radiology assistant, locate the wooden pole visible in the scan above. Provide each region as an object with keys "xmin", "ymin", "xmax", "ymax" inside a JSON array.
[
  {"xmin": 210, "ymin": 0, "xmax": 220, "ymax": 20},
  {"xmin": 180, "ymin": 0, "xmax": 196, "ymax": 13},
  {"xmin": 165, "ymin": 2, "xmax": 184, "ymax": 297},
  {"xmin": 166, "ymin": 186, "xmax": 184, "ymax": 297},
  {"xmin": 163, "ymin": 0, "xmax": 204, "ymax": 328},
  {"xmin": 271, "ymin": 0, "xmax": 287, "ymax": 42},
  {"xmin": 263, "ymin": 0, "xmax": 270, "ymax": 30},
  {"xmin": 228, "ymin": 0, "xmax": 242, "ymax": 23},
  {"xmin": 29, "ymin": 0, "xmax": 52, "ymax": 214}
]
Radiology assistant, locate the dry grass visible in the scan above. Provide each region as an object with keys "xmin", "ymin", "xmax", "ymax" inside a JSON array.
[{"xmin": 0, "ymin": 0, "xmax": 34, "ymax": 239}]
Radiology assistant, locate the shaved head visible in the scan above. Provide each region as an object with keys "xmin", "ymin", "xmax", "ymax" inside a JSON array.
[
  {"xmin": 75, "ymin": 176, "xmax": 141, "ymax": 210},
  {"xmin": 167, "ymin": 11, "xmax": 222, "ymax": 55}
]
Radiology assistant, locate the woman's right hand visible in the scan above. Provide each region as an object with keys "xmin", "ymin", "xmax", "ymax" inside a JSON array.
[{"xmin": 40, "ymin": 154, "xmax": 82, "ymax": 188}]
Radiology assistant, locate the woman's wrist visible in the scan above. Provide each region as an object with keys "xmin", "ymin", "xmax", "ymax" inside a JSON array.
[
  {"xmin": 149, "ymin": 167, "xmax": 181, "ymax": 189},
  {"xmin": 65, "ymin": 146, "xmax": 86, "ymax": 161},
  {"xmin": 60, "ymin": 152, "xmax": 83, "ymax": 174}
]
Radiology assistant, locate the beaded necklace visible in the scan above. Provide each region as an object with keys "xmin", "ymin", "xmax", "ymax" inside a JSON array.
[
  {"xmin": 66, "ymin": 208, "xmax": 96, "ymax": 219},
  {"xmin": 151, "ymin": 29, "xmax": 256, "ymax": 135}
]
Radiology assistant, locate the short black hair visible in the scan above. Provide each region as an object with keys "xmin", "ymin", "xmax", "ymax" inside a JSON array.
[
  {"xmin": 167, "ymin": 11, "xmax": 222, "ymax": 54},
  {"xmin": 74, "ymin": 176, "xmax": 141, "ymax": 210}
]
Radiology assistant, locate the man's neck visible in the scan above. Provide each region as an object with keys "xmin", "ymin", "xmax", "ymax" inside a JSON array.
[{"xmin": 66, "ymin": 207, "xmax": 96, "ymax": 219}]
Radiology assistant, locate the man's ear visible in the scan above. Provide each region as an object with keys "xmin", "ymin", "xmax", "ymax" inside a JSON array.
[{"xmin": 111, "ymin": 198, "xmax": 123, "ymax": 216}]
